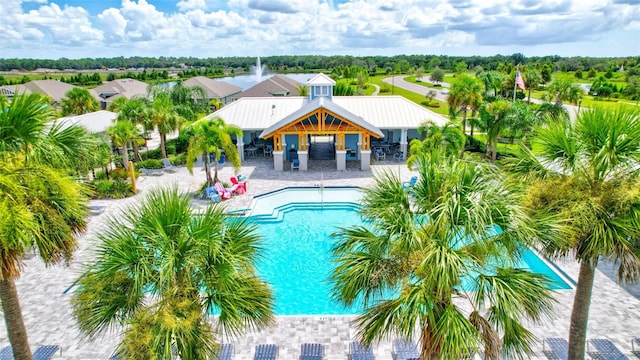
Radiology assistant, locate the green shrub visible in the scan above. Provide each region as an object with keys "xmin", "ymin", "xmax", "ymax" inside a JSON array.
[
  {"xmin": 90, "ymin": 179, "xmax": 134, "ymax": 199},
  {"xmin": 141, "ymin": 148, "xmax": 163, "ymax": 160},
  {"xmin": 113, "ymin": 155, "xmax": 124, "ymax": 169},
  {"xmin": 136, "ymin": 159, "xmax": 163, "ymax": 170},
  {"xmin": 169, "ymin": 153, "xmax": 187, "ymax": 165},
  {"xmin": 166, "ymin": 143, "xmax": 176, "ymax": 155},
  {"xmin": 94, "ymin": 170, "xmax": 108, "ymax": 180},
  {"xmin": 111, "ymin": 168, "xmax": 130, "ymax": 180},
  {"xmin": 167, "ymin": 133, "xmax": 190, "ymax": 154}
]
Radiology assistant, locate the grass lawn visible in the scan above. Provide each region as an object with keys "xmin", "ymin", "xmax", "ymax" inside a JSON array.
[{"xmin": 368, "ymin": 75, "xmax": 450, "ymax": 116}]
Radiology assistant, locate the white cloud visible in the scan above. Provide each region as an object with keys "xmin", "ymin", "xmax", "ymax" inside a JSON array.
[{"xmin": 177, "ymin": 0, "xmax": 207, "ymax": 12}]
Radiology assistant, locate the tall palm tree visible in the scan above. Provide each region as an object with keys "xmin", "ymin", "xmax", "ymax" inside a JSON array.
[
  {"xmin": 407, "ymin": 121, "xmax": 464, "ymax": 168},
  {"xmin": 0, "ymin": 93, "xmax": 89, "ymax": 360},
  {"xmin": 149, "ymin": 92, "xmax": 184, "ymax": 159},
  {"xmin": 72, "ymin": 187, "xmax": 274, "ymax": 359},
  {"xmin": 446, "ymin": 75, "xmax": 483, "ymax": 136},
  {"xmin": 508, "ymin": 106, "xmax": 640, "ymax": 359},
  {"xmin": 477, "ymin": 100, "xmax": 513, "ymax": 162},
  {"xmin": 547, "ymin": 79, "xmax": 583, "ymax": 106},
  {"xmin": 108, "ymin": 120, "xmax": 137, "ymax": 171},
  {"xmin": 61, "ymin": 87, "xmax": 100, "ymax": 116},
  {"xmin": 295, "ymin": 84, "xmax": 310, "ymax": 96},
  {"xmin": 115, "ymin": 97, "xmax": 152, "ymax": 162},
  {"xmin": 331, "ymin": 152, "xmax": 565, "ymax": 360},
  {"xmin": 185, "ymin": 116, "xmax": 242, "ymax": 186}
]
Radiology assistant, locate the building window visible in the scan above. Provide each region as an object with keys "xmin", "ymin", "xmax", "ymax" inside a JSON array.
[{"xmin": 316, "ymin": 86, "xmax": 329, "ymax": 97}]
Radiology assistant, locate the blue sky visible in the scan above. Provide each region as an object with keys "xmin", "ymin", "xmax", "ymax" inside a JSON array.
[{"xmin": 1, "ymin": 0, "xmax": 639, "ymax": 60}]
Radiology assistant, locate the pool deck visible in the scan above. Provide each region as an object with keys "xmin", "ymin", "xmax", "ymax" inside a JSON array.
[{"xmin": 2, "ymin": 156, "xmax": 639, "ymax": 359}]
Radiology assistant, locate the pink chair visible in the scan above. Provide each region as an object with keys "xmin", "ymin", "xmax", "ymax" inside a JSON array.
[
  {"xmin": 230, "ymin": 177, "xmax": 247, "ymax": 194},
  {"xmin": 214, "ymin": 182, "xmax": 233, "ymax": 200}
]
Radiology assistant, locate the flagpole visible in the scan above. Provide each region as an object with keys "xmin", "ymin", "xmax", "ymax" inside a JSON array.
[{"xmin": 513, "ymin": 65, "xmax": 518, "ymax": 102}]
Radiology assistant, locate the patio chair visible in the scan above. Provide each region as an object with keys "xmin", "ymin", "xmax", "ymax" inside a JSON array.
[
  {"xmin": 348, "ymin": 341, "xmax": 375, "ymax": 360},
  {"xmin": 139, "ymin": 168, "xmax": 164, "ymax": 176},
  {"xmin": 253, "ymin": 344, "xmax": 277, "ymax": 360},
  {"xmin": 162, "ymin": 158, "xmax": 178, "ymax": 173},
  {"xmin": 230, "ymin": 177, "xmax": 247, "ymax": 195},
  {"xmin": 300, "ymin": 343, "xmax": 323, "ymax": 360},
  {"xmin": 264, "ymin": 145, "xmax": 273, "ymax": 157},
  {"xmin": 392, "ymin": 339, "xmax": 419, "ymax": 360},
  {"xmin": 402, "ymin": 176, "xmax": 418, "ymax": 190},
  {"xmin": 205, "ymin": 186, "xmax": 222, "ymax": 202},
  {"xmin": 218, "ymin": 154, "xmax": 226, "ymax": 168},
  {"xmin": 291, "ymin": 159, "xmax": 300, "ymax": 171},
  {"xmin": 393, "ymin": 151, "xmax": 404, "ymax": 161},
  {"xmin": 214, "ymin": 182, "xmax": 234, "ymax": 200},
  {"xmin": 218, "ymin": 343, "xmax": 234, "ymax": 360},
  {"xmin": 0, "ymin": 346, "xmax": 13, "ymax": 360},
  {"xmin": 32, "ymin": 345, "xmax": 60, "ymax": 360},
  {"xmin": 587, "ymin": 338, "xmax": 629, "ymax": 360},
  {"xmin": 542, "ymin": 338, "xmax": 568, "ymax": 360},
  {"xmin": 375, "ymin": 148, "xmax": 386, "ymax": 161},
  {"xmin": 632, "ymin": 338, "xmax": 640, "ymax": 358}
]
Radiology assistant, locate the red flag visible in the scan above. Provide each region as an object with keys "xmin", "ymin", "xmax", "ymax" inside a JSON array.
[{"xmin": 515, "ymin": 70, "xmax": 526, "ymax": 91}]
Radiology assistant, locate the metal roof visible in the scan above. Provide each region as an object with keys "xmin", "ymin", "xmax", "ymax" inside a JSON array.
[
  {"xmin": 259, "ymin": 97, "xmax": 383, "ymax": 138},
  {"xmin": 205, "ymin": 95, "xmax": 447, "ymax": 133},
  {"xmin": 56, "ymin": 110, "xmax": 117, "ymax": 133}
]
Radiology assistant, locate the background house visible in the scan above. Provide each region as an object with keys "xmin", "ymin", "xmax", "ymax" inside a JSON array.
[{"xmin": 182, "ymin": 76, "xmax": 242, "ymax": 107}]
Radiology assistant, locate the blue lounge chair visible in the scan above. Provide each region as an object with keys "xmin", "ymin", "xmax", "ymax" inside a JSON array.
[
  {"xmin": 402, "ymin": 176, "xmax": 418, "ymax": 190},
  {"xmin": 33, "ymin": 345, "xmax": 60, "ymax": 360},
  {"xmin": 218, "ymin": 343, "xmax": 233, "ymax": 360},
  {"xmin": 392, "ymin": 339, "xmax": 419, "ymax": 360},
  {"xmin": 300, "ymin": 343, "xmax": 323, "ymax": 360},
  {"xmin": 291, "ymin": 159, "xmax": 300, "ymax": 171},
  {"xmin": 205, "ymin": 186, "xmax": 222, "ymax": 202},
  {"xmin": 587, "ymin": 339, "xmax": 628, "ymax": 360},
  {"xmin": 349, "ymin": 341, "xmax": 374, "ymax": 360},
  {"xmin": 0, "ymin": 346, "xmax": 13, "ymax": 360},
  {"xmin": 632, "ymin": 338, "xmax": 640, "ymax": 358},
  {"xmin": 254, "ymin": 344, "xmax": 277, "ymax": 360},
  {"xmin": 543, "ymin": 338, "xmax": 568, "ymax": 360},
  {"xmin": 162, "ymin": 158, "xmax": 178, "ymax": 173}
]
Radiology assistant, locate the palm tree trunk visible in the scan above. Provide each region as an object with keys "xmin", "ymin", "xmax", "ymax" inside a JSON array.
[
  {"xmin": 203, "ymin": 153, "xmax": 213, "ymax": 187},
  {"xmin": 132, "ymin": 140, "xmax": 141, "ymax": 162},
  {"xmin": 213, "ymin": 161, "xmax": 219, "ymax": 184},
  {"xmin": 492, "ymin": 140, "xmax": 497, "ymax": 163},
  {"xmin": 0, "ymin": 278, "xmax": 32, "ymax": 360},
  {"xmin": 160, "ymin": 133, "xmax": 167, "ymax": 159},
  {"xmin": 567, "ymin": 260, "xmax": 597, "ymax": 360},
  {"xmin": 121, "ymin": 144, "xmax": 130, "ymax": 171}
]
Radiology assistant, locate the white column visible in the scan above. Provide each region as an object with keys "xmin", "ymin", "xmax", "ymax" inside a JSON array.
[
  {"xmin": 237, "ymin": 136, "xmax": 245, "ymax": 162},
  {"xmin": 298, "ymin": 150, "xmax": 308, "ymax": 171},
  {"xmin": 336, "ymin": 150, "xmax": 346, "ymax": 170},
  {"xmin": 400, "ymin": 128, "xmax": 408, "ymax": 160},
  {"xmin": 273, "ymin": 151, "xmax": 284, "ymax": 171},
  {"xmin": 360, "ymin": 149, "xmax": 371, "ymax": 170}
]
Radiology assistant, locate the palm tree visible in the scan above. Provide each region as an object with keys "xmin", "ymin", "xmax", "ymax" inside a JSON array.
[
  {"xmin": 446, "ymin": 75, "xmax": 483, "ymax": 136},
  {"xmin": 0, "ymin": 93, "xmax": 89, "ymax": 360},
  {"xmin": 116, "ymin": 98, "xmax": 152, "ymax": 162},
  {"xmin": 61, "ymin": 87, "xmax": 100, "ymax": 116},
  {"xmin": 295, "ymin": 84, "xmax": 310, "ymax": 96},
  {"xmin": 523, "ymin": 70, "xmax": 542, "ymax": 104},
  {"xmin": 72, "ymin": 187, "xmax": 274, "ymax": 359},
  {"xmin": 331, "ymin": 152, "xmax": 565, "ymax": 360},
  {"xmin": 508, "ymin": 106, "xmax": 640, "ymax": 359},
  {"xmin": 108, "ymin": 120, "xmax": 137, "ymax": 171},
  {"xmin": 407, "ymin": 121, "xmax": 464, "ymax": 168},
  {"xmin": 477, "ymin": 71, "xmax": 505, "ymax": 97},
  {"xmin": 185, "ymin": 116, "xmax": 242, "ymax": 186},
  {"xmin": 149, "ymin": 92, "xmax": 184, "ymax": 159},
  {"xmin": 547, "ymin": 79, "xmax": 583, "ymax": 106},
  {"xmin": 476, "ymin": 100, "xmax": 512, "ymax": 162}
]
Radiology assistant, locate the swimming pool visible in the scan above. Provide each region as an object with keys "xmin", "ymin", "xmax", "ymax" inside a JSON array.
[{"xmin": 248, "ymin": 187, "xmax": 573, "ymax": 315}]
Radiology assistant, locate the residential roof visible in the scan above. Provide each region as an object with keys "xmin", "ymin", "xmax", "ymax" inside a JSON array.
[
  {"xmin": 181, "ymin": 76, "xmax": 242, "ymax": 99},
  {"xmin": 23, "ymin": 80, "xmax": 77, "ymax": 103},
  {"xmin": 92, "ymin": 78, "xmax": 149, "ymax": 101},
  {"xmin": 260, "ymin": 97, "xmax": 383, "ymax": 138},
  {"xmin": 237, "ymin": 74, "xmax": 303, "ymax": 98},
  {"xmin": 206, "ymin": 95, "xmax": 447, "ymax": 134},
  {"xmin": 306, "ymin": 73, "xmax": 336, "ymax": 86},
  {"xmin": 0, "ymin": 84, "xmax": 29, "ymax": 97},
  {"xmin": 55, "ymin": 110, "xmax": 117, "ymax": 134}
]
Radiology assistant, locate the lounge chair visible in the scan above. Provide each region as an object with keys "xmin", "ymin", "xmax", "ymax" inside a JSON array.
[
  {"xmin": 588, "ymin": 339, "xmax": 628, "ymax": 360},
  {"xmin": 349, "ymin": 341, "xmax": 375, "ymax": 360},
  {"xmin": 543, "ymin": 338, "xmax": 568, "ymax": 360},
  {"xmin": 291, "ymin": 159, "xmax": 300, "ymax": 171},
  {"xmin": 375, "ymin": 148, "xmax": 386, "ymax": 161},
  {"xmin": 32, "ymin": 345, "xmax": 60, "ymax": 360},
  {"xmin": 162, "ymin": 158, "xmax": 178, "ymax": 173},
  {"xmin": 218, "ymin": 343, "xmax": 234, "ymax": 360},
  {"xmin": 632, "ymin": 338, "xmax": 640, "ymax": 358},
  {"xmin": 0, "ymin": 346, "xmax": 13, "ymax": 360},
  {"xmin": 300, "ymin": 343, "xmax": 323, "ymax": 360},
  {"xmin": 214, "ymin": 182, "xmax": 234, "ymax": 200},
  {"xmin": 392, "ymin": 339, "xmax": 419, "ymax": 360},
  {"xmin": 254, "ymin": 344, "xmax": 277, "ymax": 360},
  {"xmin": 230, "ymin": 177, "xmax": 247, "ymax": 194},
  {"xmin": 205, "ymin": 186, "xmax": 222, "ymax": 202},
  {"xmin": 89, "ymin": 205, "xmax": 106, "ymax": 215},
  {"xmin": 402, "ymin": 176, "xmax": 418, "ymax": 190},
  {"xmin": 139, "ymin": 168, "xmax": 164, "ymax": 176}
]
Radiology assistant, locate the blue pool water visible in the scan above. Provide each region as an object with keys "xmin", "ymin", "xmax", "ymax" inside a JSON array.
[{"xmin": 250, "ymin": 203, "xmax": 572, "ymax": 316}]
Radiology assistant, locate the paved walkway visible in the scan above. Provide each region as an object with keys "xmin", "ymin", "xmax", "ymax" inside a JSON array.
[{"xmin": 1, "ymin": 156, "xmax": 639, "ymax": 359}]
